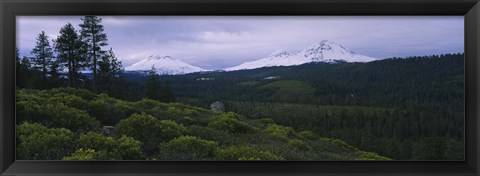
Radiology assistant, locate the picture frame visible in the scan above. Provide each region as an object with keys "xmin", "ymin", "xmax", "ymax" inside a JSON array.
[{"xmin": 1, "ymin": 0, "xmax": 479, "ymax": 175}]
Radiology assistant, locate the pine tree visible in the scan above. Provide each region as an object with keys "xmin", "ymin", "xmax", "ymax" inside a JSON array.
[
  {"xmin": 109, "ymin": 49, "xmax": 124, "ymax": 79},
  {"xmin": 79, "ymin": 16, "xmax": 108, "ymax": 92},
  {"xmin": 31, "ymin": 31, "xmax": 54, "ymax": 89},
  {"xmin": 54, "ymin": 23, "xmax": 86, "ymax": 88},
  {"xmin": 97, "ymin": 48, "xmax": 124, "ymax": 94},
  {"xmin": 145, "ymin": 66, "xmax": 160, "ymax": 100},
  {"xmin": 98, "ymin": 50, "xmax": 112, "ymax": 93},
  {"xmin": 108, "ymin": 49, "xmax": 125, "ymax": 97},
  {"xmin": 48, "ymin": 60, "xmax": 62, "ymax": 88},
  {"xmin": 160, "ymin": 80, "xmax": 174, "ymax": 103},
  {"xmin": 16, "ymin": 48, "xmax": 24, "ymax": 88}
]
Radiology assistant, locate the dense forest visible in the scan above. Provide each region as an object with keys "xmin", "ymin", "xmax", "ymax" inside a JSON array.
[
  {"xmin": 164, "ymin": 54, "xmax": 465, "ymax": 160},
  {"xmin": 16, "ymin": 16, "xmax": 464, "ymax": 160}
]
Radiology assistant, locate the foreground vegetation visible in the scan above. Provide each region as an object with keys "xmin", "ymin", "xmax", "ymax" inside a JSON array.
[{"xmin": 16, "ymin": 88, "xmax": 389, "ymax": 160}]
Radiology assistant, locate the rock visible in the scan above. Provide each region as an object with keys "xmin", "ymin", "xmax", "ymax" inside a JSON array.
[
  {"xmin": 210, "ymin": 101, "xmax": 225, "ymax": 112},
  {"xmin": 102, "ymin": 126, "xmax": 115, "ymax": 136}
]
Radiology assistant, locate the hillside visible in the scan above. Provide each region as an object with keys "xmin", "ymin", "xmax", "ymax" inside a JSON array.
[
  {"xmin": 16, "ymin": 88, "xmax": 389, "ymax": 160},
  {"xmin": 142, "ymin": 53, "xmax": 464, "ymax": 160}
]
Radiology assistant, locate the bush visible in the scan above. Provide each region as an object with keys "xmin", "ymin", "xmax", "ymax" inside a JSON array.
[
  {"xmin": 186, "ymin": 125, "xmax": 235, "ymax": 146},
  {"xmin": 355, "ymin": 151, "xmax": 391, "ymax": 160},
  {"xmin": 17, "ymin": 98, "xmax": 100, "ymax": 132},
  {"xmin": 48, "ymin": 88, "xmax": 96, "ymax": 100},
  {"xmin": 298, "ymin": 131, "xmax": 320, "ymax": 140},
  {"xmin": 117, "ymin": 135, "xmax": 144, "ymax": 160},
  {"xmin": 288, "ymin": 139, "xmax": 312, "ymax": 151},
  {"xmin": 223, "ymin": 112, "xmax": 243, "ymax": 120},
  {"xmin": 116, "ymin": 113, "xmax": 187, "ymax": 154},
  {"xmin": 208, "ymin": 116, "xmax": 254, "ymax": 134},
  {"xmin": 17, "ymin": 122, "xmax": 75, "ymax": 160},
  {"xmin": 158, "ymin": 136, "xmax": 219, "ymax": 160},
  {"xmin": 76, "ymin": 132, "xmax": 144, "ymax": 160},
  {"xmin": 43, "ymin": 102, "xmax": 100, "ymax": 132},
  {"xmin": 264, "ymin": 124, "xmax": 295, "ymax": 141},
  {"xmin": 78, "ymin": 132, "xmax": 117, "ymax": 152},
  {"xmin": 254, "ymin": 118, "xmax": 275, "ymax": 126},
  {"xmin": 90, "ymin": 93, "xmax": 132, "ymax": 125},
  {"xmin": 63, "ymin": 148, "xmax": 96, "ymax": 160},
  {"xmin": 330, "ymin": 139, "xmax": 359, "ymax": 152},
  {"xmin": 48, "ymin": 93, "xmax": 90, "ymax": 110},
  {"xmin": 167, "ymin": 107, "xmax": 181, "ymax": 114},
  {"xmin": 176, "ymin": 116, "xmax": 194, "ymax": 126},
  {"xmin": 216, "ymin": 146, "xmax": 284, "ymax": 160}
]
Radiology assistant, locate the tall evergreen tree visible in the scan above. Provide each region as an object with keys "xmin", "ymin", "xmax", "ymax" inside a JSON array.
[
  {"xmin": 145, "ymin": 66, "xmax": 160, "ymax": 101},
  {"xmin": 108, "ymin": 48, "xmax": 124, "ymax": 79},
  {"xmin": 31, "ymin": 31, "xmax": 54, "ymax": 89},
  {"xmin": 48, "ymin": 60, "xmax": 62, "ymax": 88},
  {"xmin": 160, "ymin": 80, "xmax": 174, "ymax": 103},
  {"xmin": 97, "ymin": 48, "xmax": 124, "ymax": 94},
  {"xmin": 54, "ymin": 23, "xmax": 86, "ymax": 88},
  {"xmin": 16, "ymin": 48, "xmax": 23, "ymax": 87},
  {"xmin": 79, "ymin": 16, "xmax": 108, "ymax": 92}
]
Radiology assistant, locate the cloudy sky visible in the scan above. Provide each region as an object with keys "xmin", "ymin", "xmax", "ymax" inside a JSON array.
[{"xmin": 17, "ymin": 16, "xmax": 463, "ymax": 70}]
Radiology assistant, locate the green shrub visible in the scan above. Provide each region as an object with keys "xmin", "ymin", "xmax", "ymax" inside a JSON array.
[
  {"xmin": 176, "ymin": 116, "xmax": 194, "ymax": 126},
  {"xmin": 355, "ymin": 151, "xmax": 391, "ymax": 160},
  {"xmin": 48, "ymin": 88, "xmax": 96, "ymax": 100},
  {"xmin": 116, "ymin": 113, "xmax": 187, "ymax": 154},
  {"xmin": 183, "ymin": 109, "xmax": 199, "ymax": 116},
  {"xmin": 43, "ymin": 102, "xmax": 100, "ymax": 132},
  {"xmin": 76, "ymin": 132, "xmax": 144, "ymax": 160},
  {"xmin": 167, "ymin": 107, "xmax": 181, "ymax": 114},
  {"xmin": 90, "ymin": 93, "xmax": 127, "ymax": 125},
  {"xmin": 298, "ymin": 131, "xmax": 320, "ymax": 140},
  {"xmin": 254, "ymin": 118, "xmax": 275, "ymax": 126},
  {"xmin": 158, "ymin": 136, "xmax": 219, "ymax": 160},
  {"xmin": 329, "ymin": 139, "xmax": 359, "ymax": 152},
  {"xmin": 17, "ymin": 99, "xmax": 99, "ymax": 132},
  {"xmin": 63, "ymin": 148, "xmax": 96, "ymax": 160},
  {"xmin": 216, "ymin": 146, "xmax": 284, "ymax": 160},
  {"xmin": 48, "ymin": 93, "xmax": 90, "ymax": 110},
  {"xmin": 265, "ymin": 124, "xmax": 295, "ymax": 141},
  {"xmin": 16, "ymin": 100, "xmax": 42, "ymax": 122},
  {"xmin": 186, "ymin": 125, "xmax": 235, "ymax": 146},
  {"xmin": 17, "ymin": 122, "xmax": 75, "ymax": 160},
  {"xmin": 223, "ymin": 112, "xmax": 243, "ymax": 120},
  {"xmin": 78, "ymin": 132, "xmax": 117, "ymax": 152},
  {"xmin": 288, "ymin": 139, "xmax": 312, "ymax": 151},
  {"xmin": 208, "ymin": 116, "xmax": 254, "ymax": 134},
  {"xmin": 117, "ymin": 135, "xmax": 144, "ymax": 160},
  {"xmin": 132, "ymin": 99, "xmax": 165, "ymax": 110}
]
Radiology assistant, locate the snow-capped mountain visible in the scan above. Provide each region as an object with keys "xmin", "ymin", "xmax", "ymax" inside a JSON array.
[
  {"xmin": 225, "ymin": 40, "xmax": 378, "ymax": 71},
  {"xmin": 125, "ymin": 55, "xmax": 208, "ymax": 75}
]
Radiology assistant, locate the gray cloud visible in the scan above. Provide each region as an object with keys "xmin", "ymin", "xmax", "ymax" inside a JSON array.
[{"xmin": 17, "ymin": 16, "xmax": 463, "ymax": 70}]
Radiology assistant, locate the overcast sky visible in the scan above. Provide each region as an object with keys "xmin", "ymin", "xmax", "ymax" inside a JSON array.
[{"xmin": 17, "ymin": 16, "xmax": 464, "ymax": 70}]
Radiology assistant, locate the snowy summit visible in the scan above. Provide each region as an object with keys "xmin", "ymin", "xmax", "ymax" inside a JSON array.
[
  {"xmin": 225, "ymin": 40, "xmax": 378, "ymax": 71},
  {"xmin": 125, "ymin": 55, "xmax": 208, "ymax": 75}
]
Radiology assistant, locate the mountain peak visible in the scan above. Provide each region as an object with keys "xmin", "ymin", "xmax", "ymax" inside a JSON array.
[
  {"xmin": 304, "ymin": 40, "xmax": 353, "ymax": 56},
  {"xmin": 126, "ymin": 55, "xmax": 208, "ymax": 75},
  {"xmin": 268, "ymin": 50, "xmax": 291, "ymax": 58},
  {"xmin": 147, "ymin": 55, "xmax": 173, "ymax": 61},
  {"xmin": 225, "ymin": 41, "xmax": 378, "ymax": 71}
]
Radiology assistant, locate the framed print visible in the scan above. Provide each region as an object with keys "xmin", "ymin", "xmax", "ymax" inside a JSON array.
[{"xmin": 1, "ymin": 0, "xmax": 479, "ymax": 175}]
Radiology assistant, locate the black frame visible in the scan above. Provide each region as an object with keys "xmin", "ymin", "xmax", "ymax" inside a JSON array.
[{"xmin": 1, "ymin": 0, "xmax": 479, "ymax": 175}]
